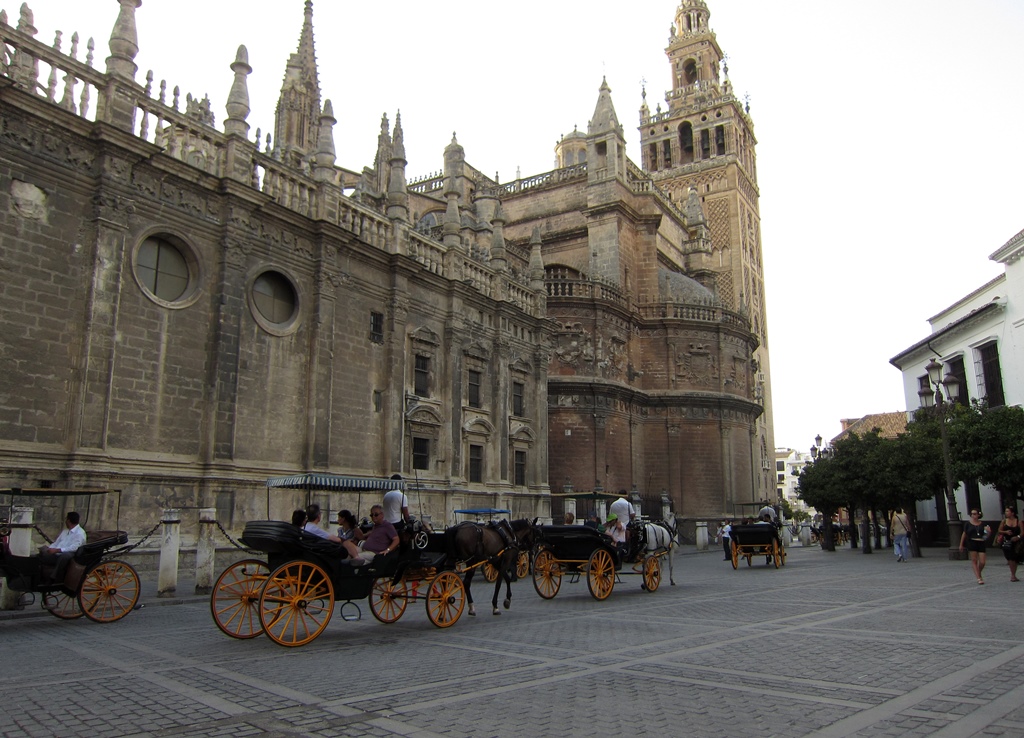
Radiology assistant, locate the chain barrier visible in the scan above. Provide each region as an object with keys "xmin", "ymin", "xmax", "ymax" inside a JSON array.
[
  {"xmin": 104, "ymin": 520, "xmax": 162, "ymax": 558},
  {"xmin": 214, "ymin": 519, "xmax": 261, "ymax": 555},
  {"xmin": 32, "ymin": 524, "xmax": 54, "ymax": 544}
]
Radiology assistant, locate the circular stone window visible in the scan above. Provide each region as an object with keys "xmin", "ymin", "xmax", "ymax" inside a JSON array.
[
  {"xmin": 251, "ymin": 270, "xmax": 298, "ymax": 334},
  {"xmin": 134, "ymin": 234, "xmax": 199, "ymax": 307}
]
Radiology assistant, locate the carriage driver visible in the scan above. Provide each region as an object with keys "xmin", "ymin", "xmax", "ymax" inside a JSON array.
[
  {"xmin": 39, "ymin": 511, "xmax": 87, "ymax": 583},
  {"xmin": 342, "ymin": 504, "xmax": 399, "ymax": 562},
  {"xmin": 383, "ymin": 476, "xmax": 411, "ymax": 532}
]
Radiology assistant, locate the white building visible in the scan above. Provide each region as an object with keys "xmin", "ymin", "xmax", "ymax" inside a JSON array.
[
  {"xmin": 890, "ymin": 227, "xmax": 1024, "ymax": 527},
  {"xmin": 775, "ymin": 447, "xmax": 814, "ymax": 518}
]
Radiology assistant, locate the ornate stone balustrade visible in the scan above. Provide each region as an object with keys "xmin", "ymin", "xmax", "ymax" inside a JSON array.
[
  {"xmin": 252, "ymin": 150, "xmax": 318, "ymax": 219},
  {"xmin": 636, "ymin": 301, "xmax": 748, "ymax": 329},
  {"xmin": 407, "ymin": 230, "xmax": 445, "ymax": 275},
  {"xmin": 497, "ymin": 163, "xmax": 587, "ymax": 197},
  {"xmin": 408, "ymin": 173, "xmax": 445, "ymax": 193},
  {"xmin": 1, "ymin": 16, "xmax": 101, "ymax": 120}
]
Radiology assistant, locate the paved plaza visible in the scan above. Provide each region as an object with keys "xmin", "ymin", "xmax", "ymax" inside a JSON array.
[{"xmin": 2, "ymin": 543, "xmax": 1023, "ymax": 738}]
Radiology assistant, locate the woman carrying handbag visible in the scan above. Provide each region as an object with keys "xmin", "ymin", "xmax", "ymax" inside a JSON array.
[{"xmin": 996, "ymin": 506, "xmax": 1023, "ymax": 582}]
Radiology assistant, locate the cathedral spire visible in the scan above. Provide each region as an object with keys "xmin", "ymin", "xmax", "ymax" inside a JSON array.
[
  {"xmin": 588, "ymin": 77, "xmax": 621, "ymax": 136},
  {"xmin": 273, "ymin": 0, "xmax": 322, "ymax": 166},
  {"xmin": 387, "ymin": 111, "xmax": 409, "ymax": 222}
]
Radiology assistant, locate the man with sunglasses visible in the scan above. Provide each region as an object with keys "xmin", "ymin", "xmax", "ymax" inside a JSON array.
[{"xmin": 342, "ymin": 504, "xmax": 398, "ymax": 562}]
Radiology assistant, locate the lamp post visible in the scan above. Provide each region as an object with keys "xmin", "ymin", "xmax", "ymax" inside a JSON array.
[
  {"xmin": 920, "ymin": 358, "xmax": 963, "ymax": 561},
  {"xmin": 810, "ymin": 435, "xmax": 835, "ymax": 552}
]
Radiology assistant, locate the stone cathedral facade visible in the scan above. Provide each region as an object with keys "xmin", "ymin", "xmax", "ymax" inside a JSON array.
[{"xmin": 0, "ymin": 0, "xmax": 773, "ymax": 535}]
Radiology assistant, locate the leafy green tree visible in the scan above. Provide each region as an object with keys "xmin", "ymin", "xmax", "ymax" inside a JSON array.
[
  {"xmin": 949, "ymin": 402, "xmax": 1024, "ymax": 508},
  {"xmin": 796, "ymin": 454, "xmax": 848, "ymax": 551}
]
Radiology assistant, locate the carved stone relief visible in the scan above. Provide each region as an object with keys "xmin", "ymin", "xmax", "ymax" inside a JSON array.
[{"xmin": 10, "ymin": 180, "xmax": 47, "ymax": 221}]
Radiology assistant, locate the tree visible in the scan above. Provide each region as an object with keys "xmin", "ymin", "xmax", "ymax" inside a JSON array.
[
  {"xmin": 796, "ymin": 454, "xmax": 848, "ymax": 552},
  {"xmin": 950, "ymin": 402, "xmax": 1024, "ymax": 508}
]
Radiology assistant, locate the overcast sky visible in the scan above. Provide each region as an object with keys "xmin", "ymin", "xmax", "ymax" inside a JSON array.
[{"xmin": 22, "ymin": 0, "xmax": 1024, "ymax": 450}]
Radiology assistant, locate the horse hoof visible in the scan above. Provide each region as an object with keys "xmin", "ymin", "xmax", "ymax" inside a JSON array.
[
  {"xmin": 492, "ymin": 609, "xmax": 501, "ymax": 616},
  {"xmin": 503, "ymin": 599, "xmax": 511, "ymax": 610},
  {"xmin": 468, "ymin": 606, "xmax": 476, "ymax": 616}
]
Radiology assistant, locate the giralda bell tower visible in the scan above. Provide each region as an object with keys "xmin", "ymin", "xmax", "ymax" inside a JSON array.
[{"xmin": 639, "ymin": 0, "xmax": 776, "ymax": 500}]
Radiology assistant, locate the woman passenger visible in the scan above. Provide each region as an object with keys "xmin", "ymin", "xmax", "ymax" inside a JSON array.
[{"xmin": 337, "ymin": 510, "xmax": 365, "ymax": 542}]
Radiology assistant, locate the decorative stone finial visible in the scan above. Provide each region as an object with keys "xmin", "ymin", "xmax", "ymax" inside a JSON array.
[
  {"xmin": 224, "ymin": 45, "xmax": 252, "ymax": 136},
  {"xmin": 105, "ymin": 0, "xmax": 141, "ymax": 80}
]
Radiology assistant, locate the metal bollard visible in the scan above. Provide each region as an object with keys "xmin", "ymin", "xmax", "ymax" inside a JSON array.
[
  {"xmin": 695, "ymin": 520, "xmax": 709, "ymax": 551},
  {"xmin": 194, "ymin": 508, "xmax": 216, "ymax": 595},
  {"xmin": 157, "ymin": 509, "xmax": 180, "ymax": 597},
  {"xmin": 0, "ymin": 506, "xmax": 34, "ymax": 610}
]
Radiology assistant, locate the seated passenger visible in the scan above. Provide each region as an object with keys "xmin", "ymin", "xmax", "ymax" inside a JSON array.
[
  {"xmin": 342, "ymin": 504, "xmax": 398, "ymax": 562},
  {"xmin": 604, "ymin": 512, "xmax": 628, "ymax": 558},
  {"xmin": 336, "ymin": 509, "xmax": 365, "ymax": 542},
  {"xmin": 303, "ymin": 504, "xmax": 343, "ymax": 543},
  {"xmin": 39, "ymin": 511, "xmax": 87, "ymax": 583},
  {"xmin": 291, "ymin": 509, "xmax": 307, "ymax": 529}
]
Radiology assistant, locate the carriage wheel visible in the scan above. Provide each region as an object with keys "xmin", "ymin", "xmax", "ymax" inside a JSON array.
[
  {"xmin": 745, "ymin": 551, "xmax": 753, "ymax": 567},
  {"xmin": 44, "ymin": 591, "xmax": 83, "ymax": 620},
  {"xmin": 79, "ymin": 560, "xmax": 140, "ymax": 623},
  {"xmin": 772, "ymin": 540, "xmax": 781, "ymax": 569},
  {"xmin": 369, "ymin": 577, "xmax": 408, "ymax": 624},
  {"xmin": 425, "ymin": 571, "xmax": 465, "ymax": 628},
  {"xmin": 516, "ymin": 550, "xmax": 530, "ymax": 579},
  {"xmin": 780, "ymin": 544, "xmax": 787, "ymax": 566},
  {"xmin": 587, "ymin": 549, "xmax": 615, "ymax": 601},
  {"xmin": 642, "ymin": 556, "xmax": 662, "ymax": 592},
  {"xmin": 210, "ymin": 559, "xmax": 270, "ymax": 639},
  {"xmin": 483, "ymin": 562, "xmax": 499, "ymax": 582},
  {"xmin": 731, "ymin": 542, "xmax": 739, "ymax": 570},
  {"xmin": 532, "ymin": 549, "xmax": 561, "ymax": 599},
  {"xmin": 259, "ymin": 561, "xmax": 334, "ymax": 647}
]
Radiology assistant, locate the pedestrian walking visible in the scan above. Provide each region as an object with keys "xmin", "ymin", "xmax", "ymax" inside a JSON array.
[
  {"xmin": 718, "ymin": 519, "xmax": 732, "ymax": 561},
  {"xmin": 996, "ymin": 505, "xmax": 1023, "ymax": 582},
  {"xmin": 891, "ymin": 507, "xmax": 912, "ymax": 562},
  {"xmin": 959, "ymin": 509, "xmax": 992, "ymax": 584}
]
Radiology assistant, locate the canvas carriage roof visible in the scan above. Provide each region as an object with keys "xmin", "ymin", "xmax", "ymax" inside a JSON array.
[
  {"xmin": 454, "ymin": 509, "xmax": 511, "ymax": 515},
  {"xmin": 265, "ymin": 474, "xmax": 405, "ymax": 492}
]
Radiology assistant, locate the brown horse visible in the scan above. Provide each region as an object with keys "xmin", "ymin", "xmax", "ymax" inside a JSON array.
[{"xmin": 447, "ymin": 518, "xmax": 539, "ymax": 616}]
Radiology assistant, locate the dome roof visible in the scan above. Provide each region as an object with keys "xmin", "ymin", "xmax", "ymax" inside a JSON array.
[{"xmin": 660, "ymin": 268, "xmax": 714, "ymax": 303}]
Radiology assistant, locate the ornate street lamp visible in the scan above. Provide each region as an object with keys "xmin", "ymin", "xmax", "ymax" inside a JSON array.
[{"xmin": 923, "ymin": 358, "xmax": 963, "ymax": 560}]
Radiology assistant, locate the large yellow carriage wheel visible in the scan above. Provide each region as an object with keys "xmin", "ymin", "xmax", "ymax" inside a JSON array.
[
  {"xmin": 369, "ymin": 577, "xmax": 408, "ymax": 624},
  {"xmin": 483, "ymin": 562, "xmax": 499, "ymax": 582},
  {"xmin": 780, "ymin": 543, "xmax": 787, "ymax": 566},
  {"xmin": 587, "ymin": 548, "xmax": 615, "ymax": 601},
  {"xmin": 772, "ymin": 540, "xmax": 781, "ymax": 569},
  {"xmin": 642, "ymin": 555, "xmax": 662, "ymax": 592},
  {"xmin": 730, "ymin": 542, "xmax": 739, "ymax": 570},
  {"xmin": 425, "ymin": 571, "xmax": 465, "ymax": 628},
  {"xmin": 79, "ymin": 560, "xmax": 140, "ymax": 623},
  {"xmin": 516, "ymin": 550, "xmax": 530, "ymax": 579},
  {"xmin": 532, "ymin": 549, "xmax": 561, "ymax": 599},
  {"xmin": 44, "ymin": 591, "xmax": 83, "ymax": 619},
  {"xmin": 210, "ymin": 559, "xmax": 270, "ymax": 639},
  {"xmin": 258, "ymin": 561, "xmax": 334, "ymax": 647}
]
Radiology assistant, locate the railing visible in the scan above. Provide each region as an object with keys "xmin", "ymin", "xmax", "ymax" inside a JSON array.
[
  {"xmin": 497, "ymin": 163, "xmax": 587, "ymax": 197},
  {"xmin": 408, "ymin": 173, "xmax": 445, "ymax": 193},
  {"xmin": 407, "ymin": 230, "xmax": 445, "ymax": 275},
  {"xmin": 1, "ymin": 18, "xmax": 101, "ymax": 121},
  {"xmin": 636, "ymin": 301, "xmax": 748, "ymax": 328},
  {"xmin": 253, "ymin": 150, "xmax": 319, "ymax": 219}
]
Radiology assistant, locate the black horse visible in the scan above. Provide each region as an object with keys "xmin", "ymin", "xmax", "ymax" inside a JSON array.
[{"xmin": 447, "ymin": 518, "xmax": 540, "ymax": 616}]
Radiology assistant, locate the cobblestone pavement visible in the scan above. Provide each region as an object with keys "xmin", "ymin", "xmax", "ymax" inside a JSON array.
[{"xmin": 2, "ymin": 545, "xmax": 1023, "ymax": 738}]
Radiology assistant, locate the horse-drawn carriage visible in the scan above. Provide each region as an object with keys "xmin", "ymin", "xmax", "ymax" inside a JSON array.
[
  {"xmin": 531, "ymin": 519, "xmax": 676, "ymax": 600},
  {"xmin": 210, "ymin": 475, "xmax": 541, "ymax": 646},
  {"xmin": 0, "ymin": 488, "xmax": 141, "ymax": 622},
  {"xmin": 729, "ymin": 523, "xmax": 786, "ymax": 569}
]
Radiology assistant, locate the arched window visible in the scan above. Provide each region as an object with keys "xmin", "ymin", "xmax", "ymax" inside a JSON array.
[
  {"xmin": 679, "ymin": 123, "xmax": 694, "ymax": 164},
  {"xmin": 684, "ymin": 60, "xmax": 699, "ymax": 85}
]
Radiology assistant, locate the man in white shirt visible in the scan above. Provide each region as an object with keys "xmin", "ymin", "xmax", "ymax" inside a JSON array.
[
  {"xmin": 39, "ymin": 511, "xmax": 87, "ymax": 583},
  {"xmin": 383, "ymin": 484, "xmax": 410, "ymax": 528},
  {"xmin": 609, "ymin": 496, "xmax": 634, "ymax": 526}
]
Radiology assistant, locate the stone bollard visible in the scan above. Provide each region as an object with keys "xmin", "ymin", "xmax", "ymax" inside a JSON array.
[
  {"xmin": 194, "ymin": 508, "xmax": 216, "ymax": 595},
  {"xmin": 800, "ymin": 522, "xmax": 812, "ymax": 548},
  {"xmin": 0, "ymin": 506, "xmax": 34, "ymax": 610},
  {"xmin": 783, "ymin": 524, "xmax": 793, "ymax": 546},
  {"xmin": 695, "ymin": 521, "xmax": 708, "ymax": 551},
  {"xmin": 157, "ymin": 509, "xmax": 180, "ymax": 597}
]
